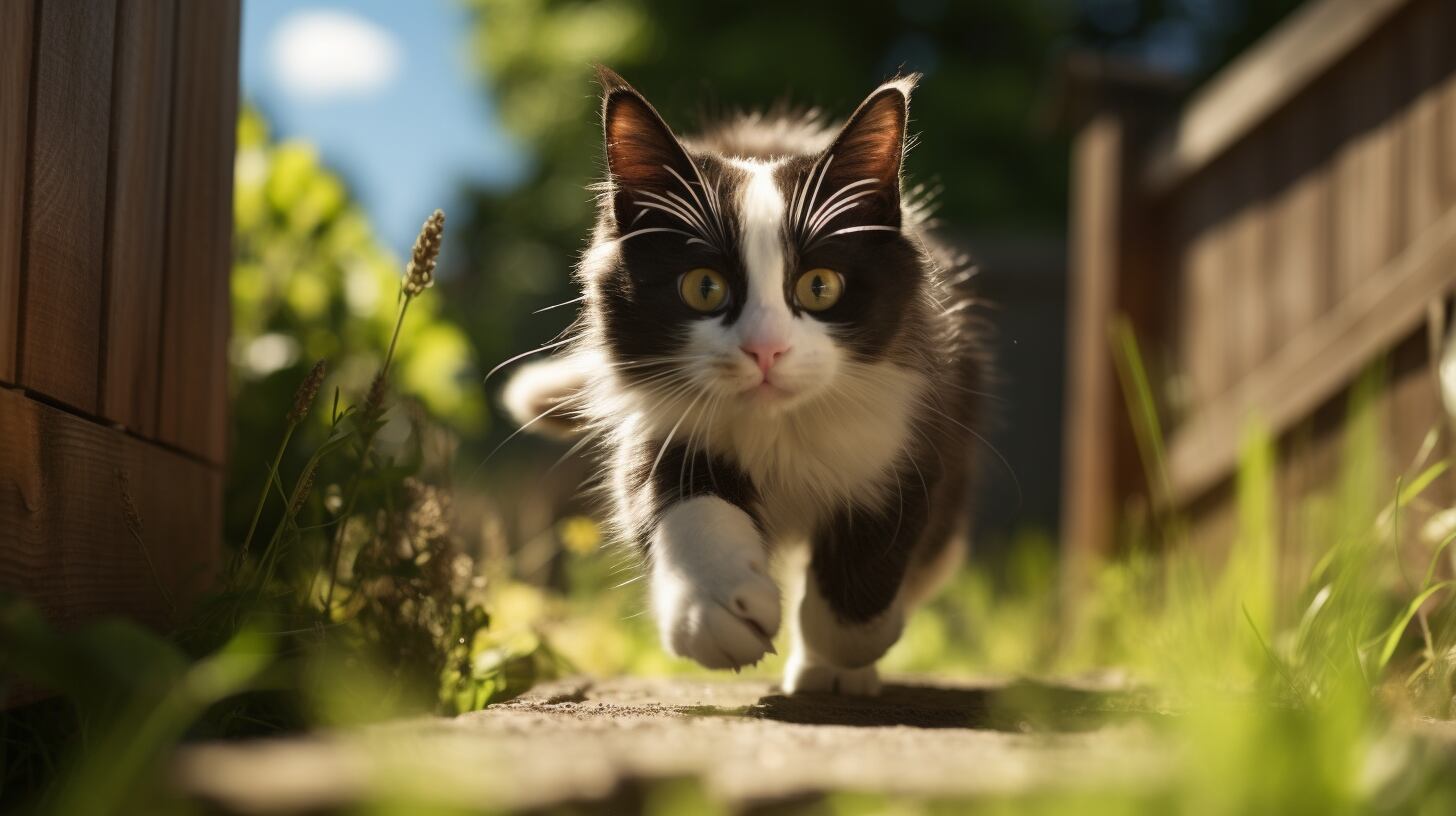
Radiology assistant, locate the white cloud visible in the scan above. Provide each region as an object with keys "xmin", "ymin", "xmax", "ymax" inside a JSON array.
[{"xmin": 270, "ymin": 9, "xmax": 401, "ymax": 99}]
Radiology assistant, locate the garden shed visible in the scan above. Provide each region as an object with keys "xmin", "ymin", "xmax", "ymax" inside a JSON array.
[{"xmin": 0, "ymin": 0, "xmax": 239, "ymax": 630}]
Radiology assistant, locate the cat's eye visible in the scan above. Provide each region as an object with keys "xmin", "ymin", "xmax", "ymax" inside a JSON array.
[
  {"xmin": 794, "ymin": 268, "xmax": 844, "ymax": 311},
  {"xmin": 679, "ymin": 268, "xmax": 728, "ymax": 313}
]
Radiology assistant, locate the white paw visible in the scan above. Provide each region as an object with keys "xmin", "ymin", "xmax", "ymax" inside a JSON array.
[
  {"xmin": 655, "ymin": 562, "xmax": 780, "ymax": 669},
  {"xmin": 650, "ymin": 498, "xmax": 782, "ymax": 670},
  {"xmin": 783, "ymin": 657, "xmax": 881, "ymax": 696}
]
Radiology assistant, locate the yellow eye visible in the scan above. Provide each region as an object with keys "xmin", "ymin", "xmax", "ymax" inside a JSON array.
[
  {"xmin": 679, "ymin": 268, "xmax": 728, "ymax": 312},
  {"xmin": 794, "ymin": 268, "xmax": 843, "ymax": 311}
]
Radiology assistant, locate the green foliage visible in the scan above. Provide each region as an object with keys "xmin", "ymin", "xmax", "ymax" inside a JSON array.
[
  {"xmin": 230, "ymin": 107, "xmax": 484, "ymax": 542},
  {"xmin": 1, "ymin": 596, "xmax": 270, "ymax": 814}
]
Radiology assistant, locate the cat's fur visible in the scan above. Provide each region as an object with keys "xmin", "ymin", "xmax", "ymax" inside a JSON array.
[{"xmin": 503, "ymin": 67, "xmax": 984, "ymax": 695}]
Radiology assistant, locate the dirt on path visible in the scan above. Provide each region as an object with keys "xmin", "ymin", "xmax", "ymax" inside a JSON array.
[{"xmin": 175, "ymin": 675, "xmax": 1174, "ymax": 812}]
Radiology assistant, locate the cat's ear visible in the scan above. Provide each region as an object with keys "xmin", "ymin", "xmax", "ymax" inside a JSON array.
[
  {"xmin": 598, "ymin": 66, "xmax": 697, "ymax": 230},
  {"xmin": 815, "ymin": 75, "xmax": 918, "ymax": 229}
]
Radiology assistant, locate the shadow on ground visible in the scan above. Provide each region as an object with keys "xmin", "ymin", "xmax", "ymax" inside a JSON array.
[{"xmin": 749, "ymin": 680, "xmax": 1157, "ymax": 732}]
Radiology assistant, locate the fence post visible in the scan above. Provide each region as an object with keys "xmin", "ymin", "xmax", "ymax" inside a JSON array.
[{"xmin": 1057, "ymin": 57, "xmax": 1181, "ymax": 578}]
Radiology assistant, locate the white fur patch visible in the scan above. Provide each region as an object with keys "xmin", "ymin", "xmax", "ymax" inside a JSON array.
[
  {"xmin": 650, "ymin": 496, "xmax": 782, "ymax": 669},
  {"xmin": 736, "ymin": 159, "xmax": 791, "ymax": 342}
]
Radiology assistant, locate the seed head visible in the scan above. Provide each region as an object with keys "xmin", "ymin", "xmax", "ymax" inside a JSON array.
[
  {"xmin": 289, "ymin": 360, "xmax": 327, "ymax": 424},
  {"xmin": 403, "ymin": 209, "xmax": 445, "ymax": 297},
  {"xmin": 364, "ymin": 372, "xmax": 389, "ymax": 417}
]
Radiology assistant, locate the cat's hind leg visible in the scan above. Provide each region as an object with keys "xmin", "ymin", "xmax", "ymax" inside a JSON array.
[{"xmin": 782, "ymin": 571, "xmax": 903, "ymax": 695}]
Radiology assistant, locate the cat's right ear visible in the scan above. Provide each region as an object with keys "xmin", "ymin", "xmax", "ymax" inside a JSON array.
[{"xmin": 598, "ymin": 66, "xmax": 697, "ymax": 230}]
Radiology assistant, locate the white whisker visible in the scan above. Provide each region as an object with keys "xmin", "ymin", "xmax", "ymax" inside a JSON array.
[
  {"xmin": 807, "ymin": 224, "xmax": 898, "ymax": 250},
  {"xmin": 634, "ymin": 189, "xmax": 715, "ymax": 240},
  {"xmin": 617, "ymin": 226, "xmax": 700, "ymax": 244},
  {"xmin": 633, "ymin": 201, "xmax": 712, "ymax": 240},
  {"xmin": 804, "ymin": 179, "xmax": 877, "ymax": 238},
  {"xmin": 482, "ymin": 400, "xmax": 571, "ymax": 464},
  {"xmin": 803, "ymin": 153, "xmax": 834, "ymax": 232},
  {"xmin": 533, "ymin": 296, "xmax": 585, "ymax": 314},
  {"xmin": 664, "ymin": 163, "xmax": 726, "ymax": 245},
  {"xmin": 647, "ymin": 386, "xmax": 709, "ymax": 489},
  {"xmin": 484, "ymin": 336, "xmax": 575, "ymax": 383}
]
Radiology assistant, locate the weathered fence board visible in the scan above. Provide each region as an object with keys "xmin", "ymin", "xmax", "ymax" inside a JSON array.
[
  {"xmin": 0, "ymin": 0, "xmax": 36, "ymax": 385},
  {"xmin": 18, "ymin": 0, "xmax": 117, "ymax": 413},
  {"xmin": 1401, "ymin": 0, "xmax": 1445, "ymax": 245},
  {"xmin": 101, "ymin": 0, "xmax": 178, "ymax": 435},
  {"xmin": 0, "ymin": 387, "xmax": 220, "ymax": 630},
  {"xmin": 157, "ymin": 0, "xmax": 239, "ymax": 466},
  {"xmin": 1265, "ymin": 91, "xmax": 1331, "ymax": 351}
]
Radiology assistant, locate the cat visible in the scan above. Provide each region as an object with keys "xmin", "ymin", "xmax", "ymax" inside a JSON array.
[{"xmin": 503, "ymin": 67, "xmax": 985, "ymax": 695}]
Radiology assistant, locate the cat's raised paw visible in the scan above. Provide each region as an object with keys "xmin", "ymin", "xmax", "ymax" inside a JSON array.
[
  {"xmin": 654, "ymin": 566, "xmax": 781, "ymax": 669},
  {"xmin": 782, "ymin": 659, "xmax": 882, "ymax": 696}
]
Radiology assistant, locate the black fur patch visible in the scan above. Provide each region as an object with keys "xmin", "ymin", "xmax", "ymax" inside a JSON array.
[
  {"xmin": 809, "ymin": 438, "xmax": 945, "ymax": 623},
  {"xmin": 627, "ymin": 441, "xmax": 760, "ymax": 530}
]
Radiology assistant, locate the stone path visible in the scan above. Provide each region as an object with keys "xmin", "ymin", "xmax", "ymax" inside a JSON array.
[{"xmin": 174, "ymin": 676, "xmax": 1173, "ymax": 812}]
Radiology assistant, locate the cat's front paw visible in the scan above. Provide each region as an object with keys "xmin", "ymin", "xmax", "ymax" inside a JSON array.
[
  {"xmin": 654, "ymin": 558, "xmax": 781, "ymax": 669},
  {"xmin": 649, "ymin": 497, "xmax": 782, "ymax": 670}
]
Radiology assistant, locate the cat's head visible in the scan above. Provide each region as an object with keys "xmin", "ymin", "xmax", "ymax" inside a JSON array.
[{"xmin": 583, "ymin": 67, "xmax": 932, "ymax": 420}]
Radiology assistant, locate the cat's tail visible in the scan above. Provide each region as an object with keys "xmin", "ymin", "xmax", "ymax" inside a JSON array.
[{"xmin": 501, "ymin": 353, "xmax": 592, "ymax": 439}]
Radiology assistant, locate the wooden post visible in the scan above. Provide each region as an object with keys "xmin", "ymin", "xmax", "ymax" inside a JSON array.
[{"xmin": 1057, "ymin": 58, "xmax": 1181, "ymax": 568}]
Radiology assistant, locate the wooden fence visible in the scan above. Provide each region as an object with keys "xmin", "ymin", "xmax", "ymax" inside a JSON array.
[
  {"xmin": 1064, "ymin": 0, "xmax": 1456, "ymax": 557},
  {"xmin": 0, "ymin": 0, "xmax": 239, "ymax": 630}
]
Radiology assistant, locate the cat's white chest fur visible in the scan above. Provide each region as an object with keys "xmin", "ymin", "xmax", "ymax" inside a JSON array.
[{"xmin": 718, "ymin": 362, "xmax": 925, "ymax": 541}]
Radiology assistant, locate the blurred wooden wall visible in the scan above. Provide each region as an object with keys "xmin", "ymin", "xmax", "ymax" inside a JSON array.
[
  {"xmin": 1064, "ymin": 0, "xmax": 1456, "ymax": 558},
  {"xmin": 0, "ymin": 0, "xmax": 239, "ymax": 629}
]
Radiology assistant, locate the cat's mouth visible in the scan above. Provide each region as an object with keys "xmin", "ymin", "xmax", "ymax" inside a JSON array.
[{"xmin": 743, "ymin": 379, "xmax": 794, "ymax": 401}]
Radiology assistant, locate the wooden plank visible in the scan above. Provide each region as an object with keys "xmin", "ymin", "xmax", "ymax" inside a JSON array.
[
  {"xmin": 0, "ymin": 386, "xmax": 221, "ymax": 631},
  {"xmin": 157, "ymin": 0, "xmax": 238, "ymax": 464},
  {"xmin": 1226, "ymin": 140, "xmax": 1269, "ymax": 376},
  {"xmin": 1175, "ymin": 180, "xmax": 1229, "ymax": 408},
  {"xmin": 1265, "ymin": 92, "xmax": 1333, "ymax": 350},
  {"xmin": 101, "ymin": 0, "xmax": 177, "ymax": 435},
  {"xmin": 1330, "ymin": 36, "xmax": 1401, "ymax": 305},
  {"xmin": 1400, "ymin": 0, "xmax": 1446, "ymax": 244},
  {"xmin": 1436, "ymin": 0, "xmax": 1456, "ymax": 208},
  {"xmin": 0, "ymin": 0, "xmax": 37, "ymax": 385},
  {"xmin": 1144, "ymin": 0, "xmax": 1413, "ymax": 194},
  {"xmin": 17, "ymin": 0, "xmax": 117, "ymax": 413},
  {"xmin": 1062, "ymin": 115, "xmax": 1123, "ymax": 558},
  {"xmin": 1167, "ymin": 199, "xmax": 1456, "ymax": 502}
]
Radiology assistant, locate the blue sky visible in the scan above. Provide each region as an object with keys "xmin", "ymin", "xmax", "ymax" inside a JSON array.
[{"xmin": 240, "ymin": 0, "xmax": 526, "ymax": 254}]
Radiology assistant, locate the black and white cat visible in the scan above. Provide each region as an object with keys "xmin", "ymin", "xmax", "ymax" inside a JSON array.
[{"xmin": 504, "ymin": 67, "xmax": 984, "ymax": 695}]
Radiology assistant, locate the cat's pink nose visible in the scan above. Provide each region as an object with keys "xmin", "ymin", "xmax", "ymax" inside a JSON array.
[{"xmin": 741, "ymin": 341, "xmax": 789, "ymax": 376}]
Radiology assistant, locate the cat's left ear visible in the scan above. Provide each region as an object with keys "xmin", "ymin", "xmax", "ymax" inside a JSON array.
[
  {"xmin": 597, "ymin": 66, "xmax": 700, "ymax": 232},
  {"xmin": 816, "ymin": 75, "xmax": 918, "ymax": 229}
]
